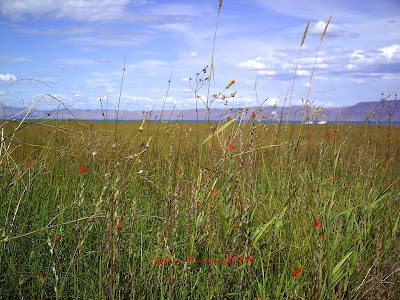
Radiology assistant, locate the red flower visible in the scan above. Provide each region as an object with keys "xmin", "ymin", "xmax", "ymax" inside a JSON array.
[
  {"xmin": 292, "ymin": 267, "xmax": 302, "ymax": 277},
  {"xmin": 80, "ymin": 166, "xmax": 86, "ymax": 174},
  {"xmin": 34, "ymin": 293, "xmax": 38, "ymax": 299},
  {"xmin": 27, "ymin": 164, "xmax": 32, "ymax": 169},
  {"xmin": 257, "ymin": 295, "xmax": 263, "ymax": 299},
  {"xmin": 319, "ymin": 234, "xmax": 325, "ymax": 239},
  {"xmin": 315, "ymin": 220, "xmax": 322, "ymax": 228},
  {"xmin": 170, "ymin": 139, "xmax": 174, "ymax": 143},
  {"xmin": 53, "ymin": 235, "xmax": 61, "ymax": 242},
  {"xmin": 105, "ymin": 157, "xmax": 110, "ymax": 162},
  {"xmin": 40, "ymin": 272, "xmax": 45, "ymax": 279},
  {"xmin": 249, "ymin": 243, "xmax": 254, "ymax": 248},
  {"xmin": 211, "ymin": 188, "xmax": 215, "ymax": 195},
  {"xmin": 236, "ymin": 224, "xmax": 240, "ymax": 229},
  {"xmin": 118, "ymin": 220, "xmax": 123, "ymax": 228},
  {"xmin": 228, "ymin": 144, "xmax": 234, "ymax": 151},
  {"xmin": 89, "ymin": 124, "xmax": 94, "ymax": 128},
  {"xmin": 386, "ymin": 156, "xmax": 390, "ymax": 161},
  {"xmin": 381, "ymin": 163, "xmax": 386, "ymax": 168}
]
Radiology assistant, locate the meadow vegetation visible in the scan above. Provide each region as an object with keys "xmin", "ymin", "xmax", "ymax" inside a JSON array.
[
  {"xmin": 1, "ymin": 118, "xmax": 399, "ymax": 299},
  {"xmin": 1, "ymin": 1, "xmax": 399, "ymax": 298}
]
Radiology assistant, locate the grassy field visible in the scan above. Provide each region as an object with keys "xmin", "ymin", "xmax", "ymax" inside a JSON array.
[{"xmin": 0, "ymin": 117, "xmax": 399, "ymax": 299}]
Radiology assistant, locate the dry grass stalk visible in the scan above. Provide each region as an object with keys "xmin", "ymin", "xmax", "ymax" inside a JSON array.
[
  {"xmin": 320, "ymin": 15, "xmax": 332, "ymax": 44},
  {"xmin": 301, "ymin": 20, "xmax": 310, "ymax": 47},
  {"xmin": 218, "ymin": 0, "xmax": 223, "ymax": 13}
]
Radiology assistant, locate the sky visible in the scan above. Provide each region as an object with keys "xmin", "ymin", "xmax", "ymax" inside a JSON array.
[{"xmin": 0, "ymin": 0, "xmax": 399, "ymax": 112}]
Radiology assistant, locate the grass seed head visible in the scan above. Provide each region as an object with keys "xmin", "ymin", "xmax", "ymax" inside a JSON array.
[
  {"xmin": 301, "ymin": 20, "xmax": 310, "ymax": 47},
  {"xmin": 320, "ymin": 15, "xmax": 332, "ymax": 44}
]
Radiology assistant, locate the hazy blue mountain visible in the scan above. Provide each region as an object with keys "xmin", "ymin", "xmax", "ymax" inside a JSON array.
[{"xmin": 1, "ymin": 100, "xmax": 399, "ymax": 122}]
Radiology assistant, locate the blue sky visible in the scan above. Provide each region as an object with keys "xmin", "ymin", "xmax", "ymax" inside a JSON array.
[{"xmin": 1, "ymin": 0, "xmax": 399, "ymax": 111}]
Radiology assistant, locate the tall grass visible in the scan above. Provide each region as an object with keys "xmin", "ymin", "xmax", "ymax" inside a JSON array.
[{"xmin": 1, "ymin": 2, "xmax": 399, "ymax": 299}]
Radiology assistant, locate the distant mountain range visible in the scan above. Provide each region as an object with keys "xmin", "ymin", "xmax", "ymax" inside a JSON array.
[{"xmin": 1, "ymin": 100, "xmax": 399, "ymax": 122}]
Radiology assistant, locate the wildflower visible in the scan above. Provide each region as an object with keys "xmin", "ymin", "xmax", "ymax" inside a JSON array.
[
  {"xmin": 27, "ymin": 164, "xmax": 32, "ymax": 169},
  {"xmin": 170, "ymin": 139, "xmax": 174, "ymax": 143},
  {"xmin": 319, "ymin": 234, "xmax": 325, "ymax": 239},
  {"xmin": 386, "ymin": 156, "xmax": 390, "ymax": 161},
  {"xmin": 34, "ymin": 293, "xmax": 38, "ymax": 299},
  {"xmin": 252, "ymin": 112, "xmax": 257, "ymax": 118},
  {"xmin": 292, "ymin": 268, "xmax": 302, "ymax": 277},
  {"xmin": 381, "ymin": 163, "xmax": 386, "ymax": 168},
  {"xmin": 89, "ymin": 124, "xmax": 94, "ymax": 128},
  {"xmin": 40, "ymin": 272, "xmax": 45, "ymax": 279},
  {"xmin": 377, "ymin": 248, "xmax": 382, "ymax": 253},
  {"xmin": 80, "ymin": 166, "xmax": 86, "ymax": 174},
  {"xmin": 118, "ymin": 220, "xmax": 123, "ymax": 228},
  {"xmin": 326, "ymin": 133, "xmax": 331, "ymax": 137},
  {"xmin": 228, "ymin": 144, "xmax": 234, "ymax": 151},
  {"xmin": 315, "ymin": 220, "xmax": 322, "ymax": 228},
  {"xmin": 211, "ymin": 188, "xmax": 216, "ymax": 195},
  {"xmin": 257, "ymin": 295, "xmax": 263, "ymax": 299},
  {"xmin": 105, "ymin": 157, "xmax": 110, "ymax": 162},
  {"xmin": 249, "ymin": 243, "xmax": 254, "ymax": 248},
  {"xmin": 236, "ymin": 224, "xmax": 240, "ymax": 229}
]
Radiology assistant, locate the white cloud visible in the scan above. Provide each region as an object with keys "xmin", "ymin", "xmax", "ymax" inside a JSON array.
[
  {"xmin": 0, "ymin": 73, "xmax": 16, "ymax": 82},
  {"xmin": 179, "ymin": 51, "xmax": 198, "ymax": 57},
  {"xmin": 311, "ymin": 21, "xmax": 344, "ymax": 37},
  {"xmin": 257, "ymin": 70, "xmax": 276, "ymax": 75},
  {"xmin": 238, "ymin": 57, "xmax": 266, "ymax": 69},
  {"xmin": 348, "ymin": 44, "xmax": 400, "ymax": 66},
  {"xmin": 0, "ymin": 56, "xmax": 32, "ymax": 63},
  {"xmin": 297, "ymin": 70, "xmax": 310, "ymax": 76},
  {"xmin": 378, "ymin": 44, "xmax": 400, "ymax": 60},
  {"xmin": 0, "ymin": 0, "xmax": 146, "ymax": 22}
]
